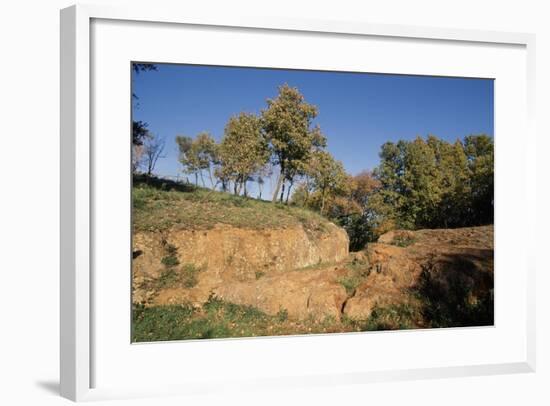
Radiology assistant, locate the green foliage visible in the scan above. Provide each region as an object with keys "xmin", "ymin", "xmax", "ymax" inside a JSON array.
[
  {"xmin": 342, "ymin": 303, "xmax": 421, "ymax": 332},
  {"xmin": 306, "ymin": 150, "xmax": 348, "ymax": 215},
  {"xmin": 156, "ymin": 268, "xmax": 180, "ymax": 289},
  {"xmin": 338, "ymin": 263, "xmax": 370, "ymax": 295},
  {"xmin": 218, "ymin": 112, "xmax": 269, "ymax": 195},
  {"xmin": 132, "ymin": 297, "xmax": 272, "ymax": 342},
  {"xmin": 160, "ymin": 241, "xmax": 179, "ymax": 267},
  {"xmin": 261, "ymin": 84, "xmax": 326, "ymax": 202},
  {"xmin": 132, "ymin": 120, "xmax": 150, "ymax": 146},
  {"xmin": 160, "ymin": 254, "xmax": 179, "ymax": 267},
  {"xmin": 181, "ymin": 263, "xmax": 202, "ymax": 288},
  {"xmin": 176, "ymin": 132, "xmax": 218, "ymax": 187},
  {"xmin": 372, "ymin": 134, "xmax": 493, "ymax": 231},
  {"xmin": 364, "ymin": 304, "xmax": 419, "ymax": 330},
  {"xmin": 276, "ymin": 308, "xmax": 289, "ymax": 322}
]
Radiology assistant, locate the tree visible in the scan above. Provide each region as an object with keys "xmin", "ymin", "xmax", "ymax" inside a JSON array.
[
  {"xmin": 325, "ymin": 171, "xmax": 381, "ymax": 250},
  {"xmin": 464, "ymin": 134, "xmax": 494, "ymax": 225},
  {"xmin": 371, "ymin": 134, "xmax": 493, "ymax": 231},
  {"xmin": 131, "ymin": 64, "xmax": 157, "ymax": 145},
  {"xmin": 401, "ymin": 137, "xmax": 442, "ymax": 228},
  {"xmin": 307, "ymin": 150, "xmax": 347, "ymax": 215},
  {"xmin": 429, "ymin": 137, "xmax": 471, "ymax": 227},
  {"xmin": 190, "ymin": 132, "xmax": 219, "ymax": 188},
  {"xmin": 218, "ymin": 113, "xmax": 269, "ymax": 196},
  {"xmin": 261, "ymin": 84, "xmax": 325, "ymax": 203},
  {"xmin": 142, "ymin": 134, "xmax": 165, "ymax": 176},
  {"xmin": 255, "ymin": 163, "xmax": 273, "ymax": 200},
  {"xmin": 176, "ymin": 133, "xmax": 219, "ymax": 187},
  {"xmin": 132, "ymin": 120, "xmax": 150, "ymax": 146},
  {"xmin": 176, "ymin": 135, "xmax": 198, "ymax": 184},
  {"xmin": 132, "ymin": 63, "xmax": 157, "ymax": 74},
  {"xmin": 132, "ymin": 121, "xmax": 151, "ymax": 173}
]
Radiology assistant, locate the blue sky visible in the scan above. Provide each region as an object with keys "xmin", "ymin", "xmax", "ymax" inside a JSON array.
[{"xmin": 132, "ymin": 63, "xmax": 493, "ymax": 195}]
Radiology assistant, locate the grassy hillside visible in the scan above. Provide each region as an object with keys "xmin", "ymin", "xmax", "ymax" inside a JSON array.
[{"xmin": 132, "ymin": 175, "xmax": 331, "ymax": 233}]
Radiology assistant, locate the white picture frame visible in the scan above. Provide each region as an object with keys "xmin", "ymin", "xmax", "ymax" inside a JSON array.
[{"xmin": 60, "ymin": 3, "xmax": 536, "ymax": 402}]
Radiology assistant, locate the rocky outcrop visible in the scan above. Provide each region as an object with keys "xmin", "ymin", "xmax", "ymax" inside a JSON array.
[
  {"xmin": 150, "ymin": 265, "xmax": 349, "ymax": 321},
  {"xmin": 133, "ymin": 222, "xmax": 350, "ymax": 316},
  {"xmin": 134, "ymin": 224, "xmax": 493, "ymax": 325},
  {"xmin": 343, "ymin": 225, "xmax": 494, "ymax": 320},
  {"xmin": 133, "ymin": 223, "xmax": 349, "ymax": 280}
]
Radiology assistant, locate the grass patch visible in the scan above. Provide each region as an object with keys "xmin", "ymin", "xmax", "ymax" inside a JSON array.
[
  {"xmin": 132, "ymin": 175, "xmax": 331, "ymax": 233},
  {"xmin": 255, "ymin": 271, "xmax": 266, "ymax": 280},
  {"xmin": 338, "ymin": 261, "xmax": 371, "ymax": 295},
  {"xmin": 181, "ymin": 263, "xmax": 202, "ymax": 288},
  {"xmin": 161, "ymin": 255, "xmax": 179, "ymax": 267},
  {"xmin": 132, "ymin": 296, "xmax": 273, "ymax": 342},
  {"xmin": 156, "ymin": 268, "xmax": 180, "ymax": 289},
  {"xmin": 343, "ymin": 303, "xmax": 422, "ymax": 332},
  {"xmin": 364, "ymin": 304, "xmax": 420, "ymax": 330},
  {"xmin": 276, "ymin": 308, "xmax": 289, "ymax": 322},
  {"xmin": 132, "ymin": 296, "xmax": 362, "ymax": 342},
  {"xmin": 390, "ymin": 236, "xmax": 416, "ymax": 247},
  {"xmin": 391, "ymin": 236, "xmax": 416, "ymax": 248}
]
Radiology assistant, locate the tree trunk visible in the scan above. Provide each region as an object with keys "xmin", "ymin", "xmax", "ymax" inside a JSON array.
[
  {"xmin": 207, "ymin": 166, "xmax": 215, "ymax": 189},
  {"xmin": 272, "ymin": 171, "xmax": 283, "ymax": 202},
  {"xmin": 279, "ymin": 181, "xmax": 285, "ymax": 203},
  {"xmin": 320, "ymin": 191, "xmax": 326, "ymax": 215},
  {"xmin": 243, "ymin": 179, "xmax": 248, "ymax": 197},
  {"xmin": 285, "ymin": 180, "xmax": 294, "ymax": 204},
  {"xmin": 199, "ymin": 171, "xmax": 205, "ymax": 187}
]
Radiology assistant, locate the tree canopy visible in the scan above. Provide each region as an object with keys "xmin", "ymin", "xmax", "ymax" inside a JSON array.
[
  {"xmin": 261, "ymin": 84, "xmax": 326, "ymax": 202},
  {"xmin": 218, "ymin": 113, "xmax": 269, "ymax": 196}
]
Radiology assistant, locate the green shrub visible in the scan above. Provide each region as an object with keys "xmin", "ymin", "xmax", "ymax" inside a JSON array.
[
  {"xmin": 160, "ymin": 242, "xmax": 180, "ymax": 267},
  {"xmin": 276, "ymin": 308, "xmax": 288, "ymax": 322},
  {"xmin": 364, "ymin": 304, "xmax": 418, "ymax": 330},
  {"xmin": 161, "ymin": 255, "xmax": 180, "ymax": 267},
  {"xmin": 338, "ymin": 262, "xmax": 370, "ymax": 295},
  {"xmin": 181, "ymin": 263, "xmax": 201, "ymax": 288},
  {"xmin": 156, "ymin": 268, "xmax": 180, "ymax": 288}
]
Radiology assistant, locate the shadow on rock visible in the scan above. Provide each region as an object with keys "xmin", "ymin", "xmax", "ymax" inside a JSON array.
[{"xmin": 415, "ymin": 250, "xmax": 494, "ymax": 328}]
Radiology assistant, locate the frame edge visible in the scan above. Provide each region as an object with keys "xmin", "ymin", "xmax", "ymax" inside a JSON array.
[
  {"xmin": 62, "ymin": 3, "xmax": 536, "ymax": 400},
  {"xmin": 60, "ymin": 4, "xmax": 91, "ymax": 402}
]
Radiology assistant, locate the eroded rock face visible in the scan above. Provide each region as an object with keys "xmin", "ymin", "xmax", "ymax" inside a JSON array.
[
  {"xmin": 343, "ymin": 226, "xmax": 494, "ymax": 320},
  {"xmin": 213, "ymin": 267, "xmax": 349, "ymax": 320},
  {"xmin": 134, "ymin": 224, "xmax": 493, "ymax": 325},
  {"xmin": 133, "ymin": 223, "xmax": 349, "ymax": 281},
  {"xmin": 343, "ymin": 243, "xmax": 420, "ymax": 320},
  {"xmin": 133, "ymin": 222, "xmax": 350, "ymax": 318}
]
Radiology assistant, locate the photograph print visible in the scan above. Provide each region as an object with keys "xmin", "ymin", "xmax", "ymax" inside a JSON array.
[{"xmin": 131, "ymin": 63, "xmax": 494, "ymax": 342}]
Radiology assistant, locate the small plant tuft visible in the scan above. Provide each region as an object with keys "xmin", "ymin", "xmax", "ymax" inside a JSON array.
[
  {"xmin": 276, "ymin": 308, "xmax": 289, "ymax": 322},
  {"xmin": 391, "ymin": 236, "xmax": 416, "ymax": 247},
  {"xmin": 255, "ymin": 271, "xmax": 265, "ymax": 280}
]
